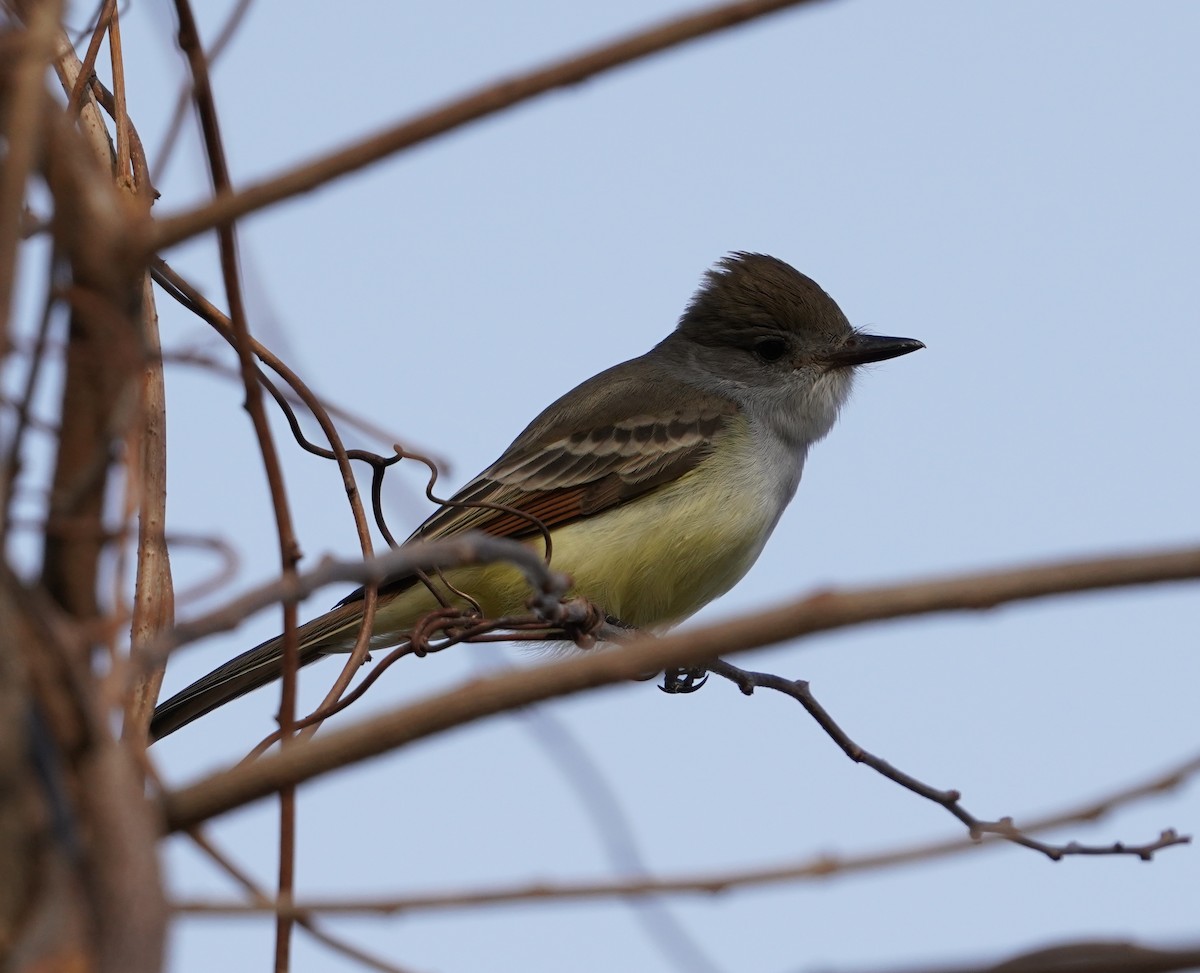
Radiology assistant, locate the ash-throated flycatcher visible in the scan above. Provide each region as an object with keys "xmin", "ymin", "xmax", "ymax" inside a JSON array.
[{"xmin": 151, "ymin": 253, "xmax": 923, "ymax": 739}]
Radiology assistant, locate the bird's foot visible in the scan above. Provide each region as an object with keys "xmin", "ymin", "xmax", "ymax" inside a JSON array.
[{"xmin": 659, "ymin": 667, "xmax": 710, "ymax": 694}]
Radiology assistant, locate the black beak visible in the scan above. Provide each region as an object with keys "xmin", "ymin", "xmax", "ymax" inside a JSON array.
[{"xmin": 822, "ymin": 333, "xmax": 925, "ymax": 368}]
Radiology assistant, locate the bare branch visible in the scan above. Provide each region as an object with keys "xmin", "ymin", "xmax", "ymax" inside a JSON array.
[
  {"xmin": 149, "ymin": 0, "xmax": 825, "ymax": 252},
  {"xmin": 65, "ymin": 0, "xmax": 114, "ymax": 113},
  {"xmin": 851, "ymin": 940, "xmax": 1200, "ymax": 973},
  {"xmin": 179, "ymin": 827, "xmax": 424, "ymax": 973},
  {"xmin": 124, "ymin": 273, "xmax": 175, "ymax": 744},
  {"xmin": 170, "ymin": 748, "xmax": 1200, "ymax": 915},
  {"xmin": 707, "ymin": 659, "xmax": 1189, "ymax": 860},
  {"xmin": 152, "ymin": 0, "xmax": 257, "ymax": 182},
  {"xmin": 2, "ymin": 565, "xmax": 167, "ymax": 973},
  {"xmin": 167, "ymin": 0, "xmax": 305, "ymax": 961},
  {"xmin": 160, "ymin": 544, "xmax": 1200, "ymax": 831},
  {"xmin": 0, "ymin": 0, "xmax": 62, "ymax": 348}
]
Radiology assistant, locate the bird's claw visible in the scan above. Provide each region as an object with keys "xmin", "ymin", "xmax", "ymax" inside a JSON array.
[{"xmin": 659, "ymin": 667, "xmax": 710, "ymax": 694}]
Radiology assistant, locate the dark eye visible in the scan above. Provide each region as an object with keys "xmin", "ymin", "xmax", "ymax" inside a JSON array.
[{"xmin": 753, "ymin": 337, "xmax": 789, "ymax": 363}]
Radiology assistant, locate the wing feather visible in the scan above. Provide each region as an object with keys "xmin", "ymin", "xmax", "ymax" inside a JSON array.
[
  {"xmin": 413, "ymin": 410, "xmax": 732, "ymax": 543},
  {"xmin": 339, "ymin": 359, "xmax": 739, "ymax": 606}
]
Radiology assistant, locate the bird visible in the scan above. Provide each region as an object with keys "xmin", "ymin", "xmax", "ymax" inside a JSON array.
[{"xmin": 150, "ymin": 253, "xmax": 923, "ymax": 739}]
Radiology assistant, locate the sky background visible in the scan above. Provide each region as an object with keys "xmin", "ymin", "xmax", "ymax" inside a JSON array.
[{"xmin": 45, "ymin": 1, "xmax": 1200, "ymax": 971}]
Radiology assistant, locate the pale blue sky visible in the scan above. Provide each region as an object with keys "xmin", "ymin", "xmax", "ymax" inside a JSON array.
[{"xmin": 103, "ymin": 2, "xmax": 1200, "ymax": 971}]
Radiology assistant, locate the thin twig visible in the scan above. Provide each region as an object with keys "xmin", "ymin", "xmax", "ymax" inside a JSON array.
[
  {"xmin": 106, "ymin": 0, "xmax": 132, "ymax": 189},
  {"xmin": 140, "ymin": 533, "xmax": 572, "ymax": 670},
  {"xmin": 160, "ymin": 340, "xmax": 451, "ymax": 468},
  {"xmin": 168, "ymin": 0, "xmax": 303, "ymax": 962},
  {"xmin": 1, "ymin": 244, "xmax": 60, "ymax": 535},
  {"xmin": 708, "ymin": 659, "xmax": 1188, "ymax": 860},
  {"xmin": 66, "ymin": 0, "xmax": 114, "ymax": 114},
  {"xmin": 170, "ymin": 748, "xmax": 1200, "ymax": 916},
  {"xmin": 237, "ymin": 605, "xmax": 615, "ymax": 760},
  {"xmin": 151, "ymin": 0, "xmax": 257, "ymax": 183},
  {"xmin": 179, "ymin": 828, "xmax": 425, "ymax": 973},
  {"xmin": 149, "ymin": 250, "xmax": 385, "ymax": 741},
  {"xmin": 49, "ymin": 21, "xmax": 118, "ymax": 169}
]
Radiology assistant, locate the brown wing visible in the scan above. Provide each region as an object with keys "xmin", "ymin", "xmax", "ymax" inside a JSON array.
[
  {"xmin": 338, "ymin": 353, "xmax": 739, "ymax": 605},
  {"xmin": 411, "ymin": 410, "xmax": 733, "ymax": 543}
]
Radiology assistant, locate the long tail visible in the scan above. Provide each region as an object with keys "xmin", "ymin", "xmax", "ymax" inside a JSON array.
[{"xmin": 150, "ymin": 601, "xmax": 370, "ymax": 741}]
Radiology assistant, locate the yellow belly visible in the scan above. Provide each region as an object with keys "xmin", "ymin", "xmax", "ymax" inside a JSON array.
[{"xmin": 367, "ymin": 428, "xmax": 778, "ymax": 640}]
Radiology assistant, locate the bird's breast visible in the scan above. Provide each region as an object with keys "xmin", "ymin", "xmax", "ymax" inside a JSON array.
[
  {"xmin": 546, "ymin": 414, "xmax": 800, "ymax": 629},
  {"xmin": 364, "ymin": 416, "xmax": 805, "ymax": 641}
]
